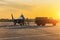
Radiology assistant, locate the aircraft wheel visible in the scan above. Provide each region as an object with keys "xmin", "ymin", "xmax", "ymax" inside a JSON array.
[
  {"xmin": 14, "ymin": 22, "xmax": 16, "ymax": 26},
  {"xmin": 20, "ymin": 23, "xmax": 23, "ymax": 26}
]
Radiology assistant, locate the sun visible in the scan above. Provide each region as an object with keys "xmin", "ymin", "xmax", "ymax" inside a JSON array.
[{"xmin": 57, "ymin": 11, "xmax": 60, "ymax": 19}]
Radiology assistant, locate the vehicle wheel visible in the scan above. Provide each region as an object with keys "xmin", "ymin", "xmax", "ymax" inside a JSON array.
[
  {"xmin": 37, "ymin": 24, "xmax": 40, "ymax": 26},
  {"xmin": 41, "ymin": 24, "xmax": 45, "ymax": 26},
  {"xmin": 53, "ymin": 23, "xmax": 56, "ymax": 26}
]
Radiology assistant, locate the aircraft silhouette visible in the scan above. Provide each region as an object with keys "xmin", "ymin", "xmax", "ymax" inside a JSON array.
[{"xmin": 11, "ymin": 14, "xmax": 25, "ymax": 26}]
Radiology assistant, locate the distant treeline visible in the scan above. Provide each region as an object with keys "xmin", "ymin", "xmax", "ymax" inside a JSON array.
[
  {"xmin": 0, "ymin": 19, "xmax": 11, "ymax": 22},
  {"xmin": 0, "ymin": 19, "xmax": 35, "ymax": 22}
]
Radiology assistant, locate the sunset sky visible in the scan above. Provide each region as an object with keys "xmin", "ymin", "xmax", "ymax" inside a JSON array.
[{"xmin": 0, "ymin": 0, "xmax": 60, "ymax": 19}]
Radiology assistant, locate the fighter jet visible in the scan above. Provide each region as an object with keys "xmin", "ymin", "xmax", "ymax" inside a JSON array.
[{"xmin": 11, "ymin": 14, "xmax": 25, "ymax": 26}]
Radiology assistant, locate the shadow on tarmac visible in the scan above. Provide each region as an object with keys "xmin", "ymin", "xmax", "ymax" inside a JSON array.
[{"xmin": 0, "ymin": 25, "xmax": 55, "ymax": 29}]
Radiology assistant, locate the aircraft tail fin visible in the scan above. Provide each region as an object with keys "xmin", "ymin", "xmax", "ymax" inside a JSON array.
[{"xmin": 11, "ymin": 14, "xmax": 14, "ymax": 21}]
